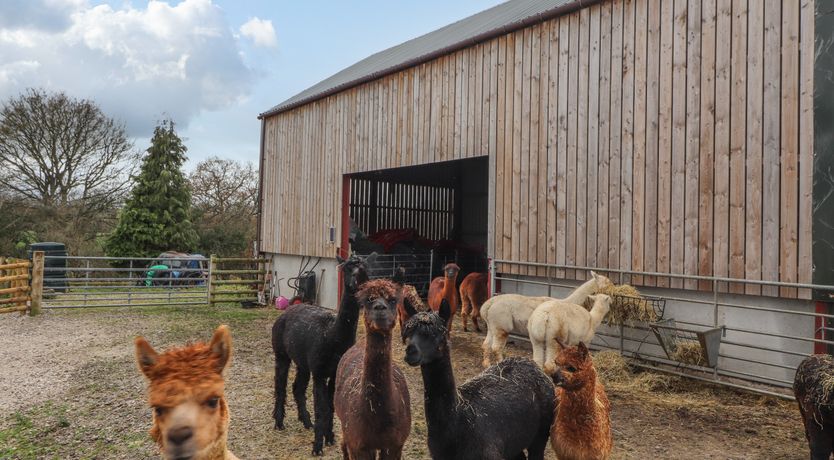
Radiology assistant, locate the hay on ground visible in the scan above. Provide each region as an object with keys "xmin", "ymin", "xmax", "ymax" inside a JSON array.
[
  {"xmin": 591, "ymin": 350, "xmax": 677, "ymax": 392},
  {"xmin": 598, "ymin": 284, "xmax": 658, "ymax": 327}
]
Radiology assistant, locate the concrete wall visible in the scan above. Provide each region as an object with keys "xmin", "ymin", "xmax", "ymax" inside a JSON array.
[
  {"xmin": 498, "ymin": 275, "xmax": 814, "ymax": 389},
  {"xmin": 267, "ymin": 253, "xmax": 340, "ymax": 309}
]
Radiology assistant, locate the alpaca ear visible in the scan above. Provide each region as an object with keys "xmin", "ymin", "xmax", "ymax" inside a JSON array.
[
  {"xmin": 555, "ymin": 336, "xmax": 567, "ymax": 351},
  {"xmin": 577, "ymin": 341, "xmax": 589, "ymax": 358},
  {"xmin": 591, "ymin": 271, "xmax": 599, "ymax": 281},
  {"xmin": 439, "ymin": 298, "xmax": 452, "ymax": 324},
  {"xmin": 209, "ymin": 325, "xmax": 233, "ymax": 373},
  {"xmin": 135, "ymin": 336, "xmax": 158, "ymax": 378},
  {"xmin": 336, "ymin": 254, "xmax": 346, "ymax": 265}
]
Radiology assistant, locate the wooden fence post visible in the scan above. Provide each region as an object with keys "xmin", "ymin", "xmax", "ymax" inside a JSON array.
[
  {"xmin": 208, "ymin": 254, "xmax": 216, "ymax": 307},
  {"xmin": 30, "ymin": 251, "xmax": 44, "ymax": 316}
]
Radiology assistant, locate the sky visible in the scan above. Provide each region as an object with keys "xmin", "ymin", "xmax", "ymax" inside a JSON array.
[{"xmin": 0, "ymin": 0, "xmax": 505, "ymax": 169}]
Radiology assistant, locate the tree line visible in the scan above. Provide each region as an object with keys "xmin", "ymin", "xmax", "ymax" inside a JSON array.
[{"xmin": 0, "ymin": 89, "xmax": 258, "ymax": 258}]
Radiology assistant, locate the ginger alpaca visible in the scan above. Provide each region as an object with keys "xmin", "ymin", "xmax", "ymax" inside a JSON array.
[
  {"xmin": 528, "ymin": 294, "xmax": 612, "ymax": 375},
  {"xmin": 550, "ymin": 342, "xmax": 612, "ymax": 460},
  {"xmin": 135, "ymin": 325, "xmax": 239, "ymax": 460},
  {"xmin": 402, "ymin": 299, "xmax": 555, "ymax": 459},
  {"xmin": 272, "ymin": 253, "xmax": 375, "ymax": 455},
  {"xmin": 459, "ymin": 272, "xmax": 488, "ymax": 332},
  {"xmin": 427, "ymin": 263, "xmax": 460, "ymax": 332},
  {"xmin": 481, "ymin": 272, "xmax": 613, "ymax": 367},
  {"xmin": 335, "ymin": 279, "xmax": 411, "ymax": 459}
]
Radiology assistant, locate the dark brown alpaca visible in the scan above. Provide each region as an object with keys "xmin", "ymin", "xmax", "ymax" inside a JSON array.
[
  {"xmin": 459, "ymin": 272, "xmax": 488, "ymax": 332},
  {"xmin": 427, "ymin": 263, "xmax": 460, "ymax": 332},
  {"xmin": 794, "ymin": 354, "xmax": 834, "ymax": 460},
  {"xmin": 335, "ymin": 279, "xmax": 411, "ymax": 459},
  {"xmin": 550, "ymin": 341, "xmax": 612, "ymax": 460}
]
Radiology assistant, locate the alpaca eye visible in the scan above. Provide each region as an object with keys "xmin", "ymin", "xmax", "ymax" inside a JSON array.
[
  {"xmin": 566, "ymin": 366, "xmax": 577, "ymax": 373},
  {"xmin": 205, "ymin": 397, "xmax": 220, "ymax": 409},
  {"xmin": 154, "ymin": 406, "xmax": 166, "ymax": 417}
]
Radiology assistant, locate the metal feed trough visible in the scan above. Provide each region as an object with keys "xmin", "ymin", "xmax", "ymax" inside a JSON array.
[{"xmin": 650, "ymin": 318, "xmax": 724, "ymax": 368}]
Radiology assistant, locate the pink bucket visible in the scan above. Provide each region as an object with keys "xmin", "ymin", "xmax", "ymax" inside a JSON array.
[{"xmin": 275, "ymin": 296, "xmax": 290, "ymax": 310}]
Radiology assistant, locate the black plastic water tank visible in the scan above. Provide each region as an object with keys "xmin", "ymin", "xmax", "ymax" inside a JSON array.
[{"xmin": 27, "ymin": 242, "xmax": 68, "ymax": 292}]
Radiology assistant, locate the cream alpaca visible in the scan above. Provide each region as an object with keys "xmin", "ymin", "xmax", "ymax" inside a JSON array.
[
  {"xmin": 528, "ymin": 294, "xmax": 612, "ymax": 375},
  {"xmin": 480, "ymin": 272, "xmax": 613, "ymax": 367}
]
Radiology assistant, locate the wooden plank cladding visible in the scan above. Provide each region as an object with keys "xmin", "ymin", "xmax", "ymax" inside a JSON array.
[{"xmin": 260, "ymin": 0, "xmax": 814, "ymax": 298}]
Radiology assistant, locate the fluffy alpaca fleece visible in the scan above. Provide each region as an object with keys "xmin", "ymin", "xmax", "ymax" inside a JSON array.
[
  {"xmin": 397, "ymin": 284, "xmax": 427, "ymax": 331},
  {"xmin": 794, "ymin": 354, "xmax": 834, "ymax": 460},
  {"xmin": 459, "ymin": 272, "xmax": 488, "ymax": 332},
  {"xmin": 551, "ymin": 343, "xmax": 612, "ymax": 460},
  {"xmin": 335, "ymin": 279, "xmax": 411, "ymax": 459},
  {"xmin": 135, "ymin": 325, "xmax": 239, "ymax": 460},
  {"xmin": 528, "ymin": 294, "xmax": 611, "ymax": 375},
  {"xmin": 480, "ymin": 272, "xmax": 613, "ymax": 367}
]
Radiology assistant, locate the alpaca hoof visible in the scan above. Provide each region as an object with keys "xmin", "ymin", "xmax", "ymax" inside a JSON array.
[
  {"xmin": 312, "ymin": 445, "xmax": 324, "ymax": 456},
  {"xmin": 300, "ymin": 418, "xmax": 313, "ymax": 430},
  {"xmin": 274, "ymin": 421, "xmax": 285, "ymax": 430}
]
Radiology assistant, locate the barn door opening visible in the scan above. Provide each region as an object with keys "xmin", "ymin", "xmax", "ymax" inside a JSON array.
[{"xmin": 344, "ymin": 157, "xmax": 488, "ymax": 296}]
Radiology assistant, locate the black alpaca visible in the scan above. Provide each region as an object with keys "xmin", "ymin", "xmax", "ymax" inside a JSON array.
[
  {"xmin": 795, "ymin": 354, "xmax": 834, "ymax": 460},
  {"xmin": 402, "ymin": 299, "xmax": 556, "ymax": 460},
  {"xmin": 272, "ymin": 253, "xmax": 376, "ymax": 456}
]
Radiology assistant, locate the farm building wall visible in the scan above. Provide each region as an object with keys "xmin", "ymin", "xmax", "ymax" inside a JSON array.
[
  {"xmin": 259, "ymin": 0, "xmax": 815, "ymax": 298},
  {"xmin": 268, "ymin": 255, "xmax": 340, "ymax": 310}
]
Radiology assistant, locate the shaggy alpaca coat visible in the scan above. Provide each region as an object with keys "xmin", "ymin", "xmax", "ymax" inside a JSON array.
[
  {"xmin": 459, "ymin": 272, "xmax": 488, "ymax": 332},
  {"xmin": 403, "ymin": 300, "xmax": 556, "ymax": 460},
  {"xmin": 551, "ymin": 342, "xmax": 612, "ymax": 460},
  {"xmin": 528, "ymin": 294, "xmax": 612, "ymax": 374},
  {"xmin": 794, "ymin": 354, "xmax": 834, "ymax": 460},
  {"xmin": 480, "ymin": 272, "xmax": 613, "ymax": 367},
  {"xmin": 135, "ymin": 325, "xmax": 239, "ymax": 460},
  {"xmin": 271, "ymin": 254, "xmax": 374, "ymax": 456},
  {"xmin": 335, "ymin": 279, "xmax": 411, "ymax": 459}
]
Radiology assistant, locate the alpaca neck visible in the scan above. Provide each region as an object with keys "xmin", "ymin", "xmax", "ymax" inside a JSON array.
[
  {"xmin": 563, "ymin": 277, "xmax": 597, "ymax": 304},
  {"xmin": 421, "ymin": 350, "xmax": 459, "ymax": 444},
  {"xmin": 441, "ymin": 275, "xmax": 457, "ymax": 301},
  {"xmin": 557, "ymin": 376, "xmax": 601, "ymax": 428},
  {"xmin": 332, "ymin": 289, "xmax": 360, "ymax": 341},
  {"xmin": 362, "ymin": 331, "xmax": 394, "ymax": 400},
  {"xmin": 584, "ymin": 304, "xmax": 608, "ymax": 342}
]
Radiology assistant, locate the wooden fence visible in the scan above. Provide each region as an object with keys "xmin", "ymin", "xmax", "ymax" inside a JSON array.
[
  {"xmin": 0, "ymin": 252, "xmax": 43, "ymax": 315},
  {"xmin": 208, "ymin": 256, "xmax": 267, "ymax": 306}
]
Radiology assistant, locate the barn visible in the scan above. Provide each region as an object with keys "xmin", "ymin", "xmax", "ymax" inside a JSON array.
[{"xmin": 258, "ymin": 0, "xmax": 833, "ymax": 394}]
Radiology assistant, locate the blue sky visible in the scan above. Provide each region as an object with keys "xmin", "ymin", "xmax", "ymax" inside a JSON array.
[{"xmin": 0, "ymin": 0, "xmax": 503, "ymax": 168}]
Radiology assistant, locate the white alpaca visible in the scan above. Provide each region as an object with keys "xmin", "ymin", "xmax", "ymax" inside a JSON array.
[
  {"xmin": 528, "ymin": 294, "xmax": 612, "ymax": 375},
  {"xmin": 480, "ymin": 272, "xmax": 613, "ymax": 367}
]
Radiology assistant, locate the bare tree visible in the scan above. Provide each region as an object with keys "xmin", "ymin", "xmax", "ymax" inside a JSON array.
[
  {"xmin": 0, "ymin": 89, "xmax": 137, "ymax": 213},
  {"xmin": 190, "ymin": 156, "xmax": 257, "ymax": 221}
]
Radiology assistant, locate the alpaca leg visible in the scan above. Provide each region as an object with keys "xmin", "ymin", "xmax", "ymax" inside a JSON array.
[
  {"xmin": 273, "ymin": 356, "xmax": 290, "ymax": 430},
  {"xmin": 324, "ymin": 377, "xmax": 337, "ymax": 445},
  {"xmin": 461, "ymin": 296, "xmax": 470, "ymax": 332},
  {"xmin": 379, "ymin": 446, "xmax": 404, "ymax": 460},
  {"xmin": 471, "ymin": 307, "xmax": 481, "ymax": 332},
  {"xmin": 805, "ymin": 419, "xmax": 834, "ymax": 460},
  {"xmin": 543, "ymin": 341, "xmax": 561, "ymax": 376},
  {"xmin": 293, "ymin": 368, "xmax": 313, "ymax": 429},
  {"xmin": 482, "ymin": 329, "xmax": 494, "ymax": 367},
  {"xmin": 312, "ymin": 377, "xmax": 329, "ymax": 456},
  {"xmin": 341, "ymin": 442, "xmax": 349, "ymax": 460},
  {"xmin": 491, "ymin": 330, "xmax": 509, "ymax": 363},
  {"xmin": 530, "ymin": 335, "xmax": 545, "ymax": 369}
]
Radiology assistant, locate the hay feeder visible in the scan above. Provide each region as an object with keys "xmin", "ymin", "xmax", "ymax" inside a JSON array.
[
  {"xmin": 650, "ymin": 319, "xmax": 724, "ymax": 368},
  {"xmin": 611, "ymin": 294, "xmax": 666, "ymax": 321}
]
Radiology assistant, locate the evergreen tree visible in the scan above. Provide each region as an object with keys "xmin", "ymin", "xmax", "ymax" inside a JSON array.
[{"xmin": 106, "ymin": 120, "xmax": 198, "ymax": 258}]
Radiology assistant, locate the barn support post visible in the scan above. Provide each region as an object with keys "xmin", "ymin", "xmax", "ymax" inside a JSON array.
[{"xmin": 30, "ymin": 251, "xmax": 43, "ymax": 316}]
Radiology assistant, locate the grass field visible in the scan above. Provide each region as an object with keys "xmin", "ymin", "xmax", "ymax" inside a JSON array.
[{"xmin": 0, "ymin": 303, "xmax": 808, "ymax": 459}]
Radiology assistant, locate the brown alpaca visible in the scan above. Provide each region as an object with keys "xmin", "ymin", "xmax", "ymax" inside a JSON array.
[
  {"xmin": 427, "ymin": 263, "xmax": 460, "ymax": 332},
  {"xmin": 397, "ymin": 284, "xmax": 427, "ymax": 333},
  {"xmin": 335, "ymin": 279, "xmax": 411, "ymax": 459},
  {"xmin": 135, "ymin": 325, "xmax": 239, "ymax": 460},
  {"xmin": 459, "ymin": 272, "xmax": 488, "ymax": 332},
  {"xmin": 550, "ymin": 341, "xmax": 612, "ymax": 460}
]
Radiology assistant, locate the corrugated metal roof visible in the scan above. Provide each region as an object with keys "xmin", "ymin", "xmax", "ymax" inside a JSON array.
[{"xmin": 259, "ymin": 0, "xmax": 587, "ymax": 118}]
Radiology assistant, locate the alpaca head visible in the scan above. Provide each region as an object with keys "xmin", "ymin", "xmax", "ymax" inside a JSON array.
[
  {"xmin": 587, "ymin": 294, "xmax": 612, "ymax": 316},
  {"xmin": 402, "ymin": 298, "xmax": 451, "ymax": 366},
  {"xmin": 337, "ymin": 252, "xmax": 377, "ymax": 292},
  {"xmin": 442, "ymin": 263, "xmax": 460, "ymax": 280},
  {"xmin": 135, "ymin": 325, "xmax": 232, "ymax": 460},
  {"xmin": 590, "ymin": 271, "xmax": 614, "ymax": 292},
  {"xmin": 398, "ymin": 284, "xmax": 426, "ymax": 335},
  {"xmin": 551, "ymin": 342, "xmax": 596, "ymax": 391},
  {"xmin": 357, "ymin": 279, "xmax": 401, "ymax": 335}
]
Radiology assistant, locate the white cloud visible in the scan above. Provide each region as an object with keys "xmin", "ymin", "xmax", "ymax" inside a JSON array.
[
  {"xmin": 240, "ymin": 17, "xmax": 277, "ymax": 48},
  {"xmin": 0, "ymin": 0, "xmax": 258, "ymax": 137}
]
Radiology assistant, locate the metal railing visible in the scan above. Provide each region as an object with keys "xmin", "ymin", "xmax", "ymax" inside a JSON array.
[
  {"xmin": 360, "ymin": 252, "xmax": 433, "ymax": 297},
  {"xmin": 42, "ymin": 255, "xmax": 209, "ymax": 309},
  {"xmin": 491, "ymin": 259, "xmax": 834, "ymax": 400}
]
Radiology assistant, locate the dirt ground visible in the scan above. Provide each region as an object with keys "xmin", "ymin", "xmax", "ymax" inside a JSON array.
[{"xmin": 0, "ymin": 305, "xmax": 808, "ymax": 459}]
